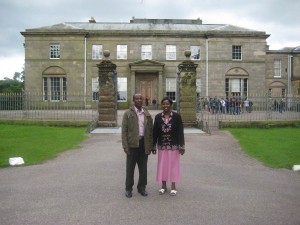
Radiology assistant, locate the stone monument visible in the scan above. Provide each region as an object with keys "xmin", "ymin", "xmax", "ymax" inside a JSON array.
[
  {"xmin": 96, "ymin": 50, "xmax": 117, "ymax": 127},
  {"xmin": 177, "ymin": 50, "xmax": 198, "ymax": 127}
]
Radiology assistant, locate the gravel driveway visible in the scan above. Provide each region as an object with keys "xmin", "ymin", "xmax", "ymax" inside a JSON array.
[{"xmin": 0, "ymin": 130, "xmax": 299, "ymax": 225}]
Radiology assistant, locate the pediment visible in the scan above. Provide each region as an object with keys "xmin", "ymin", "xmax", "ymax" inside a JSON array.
[
  {"xmin": 226, "ymin": 67, "xmax": 249, "ymax": 76},
  {"xmin": 129, "ymin": 59, "xmax": 165, "ymax": 67},
  {"xmin": 270, "ymin": 81, "xmax": 286, "ymax": 88},
  {"xmin": 129, "ymin": 59, "xmax": 165, "ymax": 72},
  {"xmin": 42, "ymin": 66, "xmax": 66, "ymax": 75}
]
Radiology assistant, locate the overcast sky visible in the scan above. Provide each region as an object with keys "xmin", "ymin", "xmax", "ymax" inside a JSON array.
[{"xmin": 0, "ymin": 0, "xmax": 299, "ymax": 80}]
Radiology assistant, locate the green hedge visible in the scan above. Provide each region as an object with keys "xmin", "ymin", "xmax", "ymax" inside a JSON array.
[
  {"xmin": 219, "ymin": 120, "xmax": 300, "ymax": 128},
  {"xmin": 0, "ymin": 119, "xmax": 89, "ymax": 127}
]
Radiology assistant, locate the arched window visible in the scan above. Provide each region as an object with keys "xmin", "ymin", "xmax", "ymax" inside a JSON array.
[
  {"xmin": 42, "ymin": 66, "xmax": 67, "ymax": 101},
  {"xmin": 225, "ymin": 67, "xmax": 249, "ymax": 98}
]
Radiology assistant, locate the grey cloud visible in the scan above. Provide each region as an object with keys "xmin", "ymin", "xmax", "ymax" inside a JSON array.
[{"xmin": 0, "ymin": 0, "xmax": 300, "ymax": 58}]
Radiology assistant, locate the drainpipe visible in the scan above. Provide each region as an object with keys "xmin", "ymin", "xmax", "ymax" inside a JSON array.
[
  {"xmin": 84, "ymin": 33, "xmax": 89, "ymax": 108},
  {"xmin": 287, "ymin": 54, "xmax": 293, "ymax": 109},
  {"xmin": 205, "ymin": 35, "xmax": 209, "ymax": 97},
  {"xmin": 288, "ymin": 55, "xmax": 293, "ymax": 95}
]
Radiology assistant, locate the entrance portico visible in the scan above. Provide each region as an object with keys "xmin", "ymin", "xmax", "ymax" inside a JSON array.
[{"xmin": 129, "ymin": 60, "xmax": 165, "ymax": 104}]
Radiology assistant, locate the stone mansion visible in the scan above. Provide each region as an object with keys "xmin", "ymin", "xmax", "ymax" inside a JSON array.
[{"xmin": 21, "ymin": 17, "xmax": 300, "ymax": 109}]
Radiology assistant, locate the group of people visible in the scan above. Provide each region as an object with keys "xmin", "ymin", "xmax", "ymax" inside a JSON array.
[
  {"xmin": 202, "ymin": 97, "xmax": 253, "ymax": 114},
  {"xmin": 145, "ymin": 96, "xmax": 158, "ymax": 109},
  {"xmin": 122, "ymin": 94, "xmax": 185, "ymax": 198}
]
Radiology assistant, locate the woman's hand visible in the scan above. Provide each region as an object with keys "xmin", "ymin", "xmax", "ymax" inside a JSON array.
[
  {"xmin": 179, "ymin": 149, "xmax": 185, "ymax": 155},
  {"xmin": 152, "ymin": 148, "xmax": 157, "ymax": 155}
]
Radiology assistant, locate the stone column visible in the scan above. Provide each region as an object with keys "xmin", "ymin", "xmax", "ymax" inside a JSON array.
[
  {"xmin": 130, "ymin": 71, "xmax": 135, "ymax": 99},
  {"xmin": 96, "ymin": 50, "xmax": 117, "ymax": 127},
  {"xmin": 177, "ymin": 50, "xmax": 198, "ymax": 127},
  {"xmin": 158, "ymin": 71, "xmax": 163, "ymax": 104}
]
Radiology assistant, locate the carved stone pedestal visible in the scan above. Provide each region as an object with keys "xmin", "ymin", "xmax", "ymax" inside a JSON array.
[
  {"xmin": 97, "ymin": 50, "xmax": 117, "ymax": 127},
  {"xmin": 177, "ymin": 50, "xmax": 198, "ymax": 127}
]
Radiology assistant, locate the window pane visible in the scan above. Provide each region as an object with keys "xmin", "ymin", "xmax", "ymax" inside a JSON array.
[
  {"xmin": 92, "ymin": 78, "xmax": 99, "ymax": 100},
  {"xmin": 166, "ymin": 92, "xmax": 176, "ymax": 101},
  {"xmin": 190, "ymin": 46, "xmax": 200, "ymax": 60},
  {"xmin": 50, "ymin": 44, "xmax": 60, "ymax": 59},
  {"xmin": 243, "ymin": 79, "xmax": 248, "ymax": 97},
  {"xmin": 117, "ymin": 77, "xmax": 127, "ymax": 101},
  {"xmin": 117, "ymin": 45, "xmax": 127, "ymax": 59},
  {"xmin": 225, "ymin": 78, "xmax": 229, "ymax": 97},
  {"xmin": 43, "ymin": 77, "xmax": 67, "ymax": 101},
  {"xmin": 232, "ymin": 45, "xmax": 242, "ymax": 60},
  {"xmin": 141, "ymin": 45, "xmax": 152, "ymax": 60},
  {"xmin": 43, "ymin": 77, "xmax": 48, "ymax": 100},
  {"xmin": 231, "ymin": 79, "xmax": 240, "ymax": 92},
  {"xmin": 92, "ymin": 45, "xmax": 103, "ymax": 60},
  {"xmin": 51, "ymin": 77, "xmax": 61, "ymax": 100},
  {"xmin": 274, "ymin": 59, "xmax": 281, "ymax": 77},
  {"xmin": 166, "ymin": 78, "xmax": 176, "ymax": 91},
  {"xmin": 166, "ymin": 45, "xmax": 176, "ymax": 60},
  {"xmin": 166, "ymin": 78, "xmax": 176, "ymax": 101},
  {"xmin": 62, "ymin": 78, "xmax": 67, "ymax": 100}
]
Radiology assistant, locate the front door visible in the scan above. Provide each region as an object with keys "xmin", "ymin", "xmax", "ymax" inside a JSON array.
[{"xmin": 140, "ymin": 80, "xmax": 152, "ymax": 106}]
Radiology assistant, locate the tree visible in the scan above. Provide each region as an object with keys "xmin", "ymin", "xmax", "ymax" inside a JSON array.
[
  {"xmin": 0, "ymin": 69, "xmax": 24, "ymax": 93},
  {"xmin": 13, "ymin": 71, "xmax": 24, "ymax": 82}
]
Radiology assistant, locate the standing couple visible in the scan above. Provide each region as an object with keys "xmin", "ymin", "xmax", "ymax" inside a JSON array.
[{"xmin": 121, "ymin": 93, "xmax": 185, "ymax": 198}]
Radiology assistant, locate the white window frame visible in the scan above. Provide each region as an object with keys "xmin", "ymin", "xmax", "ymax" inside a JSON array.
[
  {"xmin": 117, "ymin": 77, "xmax": 127, "ymax": 102},
  {"xmin": 92, "ymin": 77, "xmax": 99, "ymax": 101},
  {"xmin": 166, "ymin": 78, "xmax": 176, "ymax": 102},
  {"xmin": 232, "ymin": 45, "xmax": 242, "ymax": 61},
  {"xmin": 191, "ymin": 46, "xmax": 201, "ymax": 60},
  {"xmin": 274, "ymin": 59, "xmax": 281, "ymax": 78},
  {"xmin": 225, "ymin": 78, "xmax": 248, "ymax": 97},
  {"xmin": 50, "ymin": 44, "xmax": 60, "ymax": 59},
  {"xmin": 117, "ymin": 45, "xmax": 127, "ymax": 59},
  {"xmin": 141, "ymin": 45, "xmax": 152, "ymax": 60},
  {"xmin": 166, "ymin": 45, "xmax": 176, "ymax": 60},
  {"xmin": 43, "ymin": 77, "xmax": 67, "ymax": 101},
  {"xmin": 92, "ymin": 45, "xmax": 103, "ymax": 60}
]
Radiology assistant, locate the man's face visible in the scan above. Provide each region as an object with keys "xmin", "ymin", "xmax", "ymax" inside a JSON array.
[{"xmin": 133, "ymin": 95, "xmax": 143, "ymax": 109}]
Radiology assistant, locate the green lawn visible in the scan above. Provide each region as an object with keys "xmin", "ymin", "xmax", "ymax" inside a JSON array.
[
  {"xmin": 0, "ymin": 125, "xmax": 87, "ymax": 167},
  {"xmin": 1, "ymin": 125, "xmax": 299, "ymax": 169},
  {"xmin": 226, "ymin": 127, "xmax": 300, "ymax": 169}
]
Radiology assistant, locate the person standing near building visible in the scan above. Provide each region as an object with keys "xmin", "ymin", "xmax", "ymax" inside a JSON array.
[
  {"xmin": 121, "ymin": 93, "xmax": 153, "ymax": 198},
  {"xmin": 152, "ymin": 97, "xmax": 185, "ymax": 196},
  {"xmin": 220, "ymin": 98, "xmax": 226, "ymax": 114},
  {"xmin": 244, "ymin": 98, "xmax": 250, "ymax": 113},
  {"xmin": 152, "ymin": 99, "xmax": 157, "ymax": 109}
]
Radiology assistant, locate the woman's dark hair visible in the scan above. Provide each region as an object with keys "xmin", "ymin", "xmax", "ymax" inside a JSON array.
[{"xmin": 161, "ymin": 96, "xmax": 173, "ymax": 105}]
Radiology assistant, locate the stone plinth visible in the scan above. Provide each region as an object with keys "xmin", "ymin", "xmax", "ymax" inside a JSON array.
[
  {"xmin": 177, "ymin": 50, "xmax": 198, "ymax": 127},
  {"xmin": 97, "ymin": 50, "xmax": 118, "ymax": 127}
]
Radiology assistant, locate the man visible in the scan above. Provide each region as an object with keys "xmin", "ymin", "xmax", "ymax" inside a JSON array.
[{"xmin": 121, "ymin": 93, "xmax": 153, "ymax": 198}]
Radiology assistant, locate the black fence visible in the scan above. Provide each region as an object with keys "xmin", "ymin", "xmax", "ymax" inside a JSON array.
[{"xmin": 1, "ymin": 93, "xmax": 300, "ymax": 126}]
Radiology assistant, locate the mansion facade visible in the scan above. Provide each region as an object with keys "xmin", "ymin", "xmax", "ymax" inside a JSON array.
[{"xmin": 21, "ymin": 18, "xmax": 300, "ymax": 109}]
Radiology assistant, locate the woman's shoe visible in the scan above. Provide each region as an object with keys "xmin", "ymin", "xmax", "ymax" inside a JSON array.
[
  {"xmin": 170, "ymin": 190, "xmax": 177, "ymax": 196},
  {"xmin": 159, "ymin": 188, "xmax": 167, "ymax": 195}
]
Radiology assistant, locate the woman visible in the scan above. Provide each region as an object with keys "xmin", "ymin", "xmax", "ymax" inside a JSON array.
[{"xmin": 152, "ymin": 97, "xmax": 185, "ymax": 196}]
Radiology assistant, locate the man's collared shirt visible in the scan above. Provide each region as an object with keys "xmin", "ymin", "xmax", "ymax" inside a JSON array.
[{"xmin": 135, "ymin": 107, "xmax": 145, "ymax": 137}]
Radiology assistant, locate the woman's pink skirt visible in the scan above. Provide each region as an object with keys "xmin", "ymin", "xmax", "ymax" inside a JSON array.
[{"xmin": 156, "ymin": 149, "xmax": 181, "ymax": 183}]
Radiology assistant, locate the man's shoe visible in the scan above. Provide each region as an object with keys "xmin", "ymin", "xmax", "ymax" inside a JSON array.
[
  {"xmin": 125, "ymin": 190, "xmax": 132, "ymax": 198},
  {"xmin": 138, "ymin": 189, "xmax": 148, "ymax": 197}
]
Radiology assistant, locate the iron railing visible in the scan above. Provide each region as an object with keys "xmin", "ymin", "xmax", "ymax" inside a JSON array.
[
  {"xmin": 197, "ymin": 95, "xmax": 300, "ymax": 129},
  {"xmin": 1, "ymin": 92, "xmax": 300, "ymax": 125},
  {"xmin": 0, "ymin": 92, "xmax": 98, "ymax": 121}
]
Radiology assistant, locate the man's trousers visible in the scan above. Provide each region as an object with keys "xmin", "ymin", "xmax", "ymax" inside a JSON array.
[{"xmin": 125, "ymin": 138, "xmax": 148, "ymax": 192}]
